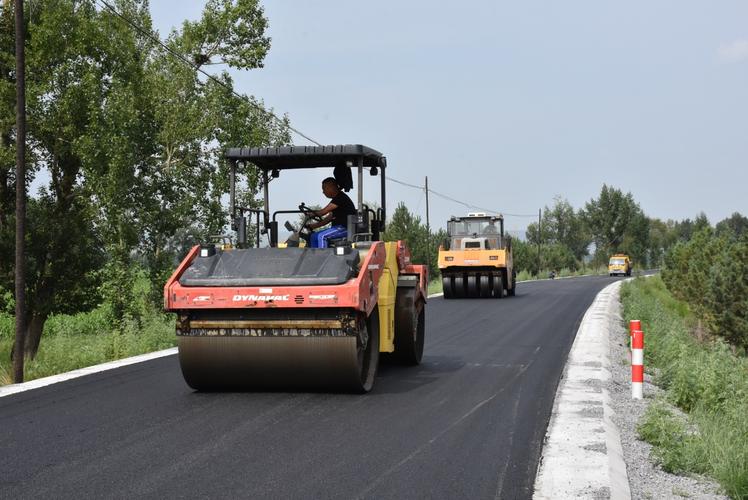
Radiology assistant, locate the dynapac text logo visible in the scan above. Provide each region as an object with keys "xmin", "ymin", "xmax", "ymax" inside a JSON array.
[{"xmin": 233, "ymin": 294, "xmax": 290, "ymax": 302}]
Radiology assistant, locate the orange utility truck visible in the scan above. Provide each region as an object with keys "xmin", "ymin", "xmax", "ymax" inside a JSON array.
[{"xmin": 608, "ymin": 254, "xmax": 632, "ymax": 276}]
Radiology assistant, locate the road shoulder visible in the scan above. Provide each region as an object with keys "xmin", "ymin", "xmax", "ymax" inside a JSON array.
[{"xmin": 534, "ymin": 280, "xmax": 631, "ymax": 499}]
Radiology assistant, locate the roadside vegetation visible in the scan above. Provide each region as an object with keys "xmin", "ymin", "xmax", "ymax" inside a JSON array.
[
  {"xmin": 1, "ymin": 0, "xmax": 286, "ymax": 380},
  {"xmin": 390, "ymin": 187, "xmax": 723, "ymax": 286},
  {"xmin": 621, "ymin": 216, "xmax": 748, "ymax": 499},
  {"xmin": 0, "ymin": 273, "xmax": 174, "ymax": 385}
]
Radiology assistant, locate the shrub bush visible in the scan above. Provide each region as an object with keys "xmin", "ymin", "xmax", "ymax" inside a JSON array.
[{"xmin": 624, "ymin": 277, "xmax": 748, "ymax": 498}]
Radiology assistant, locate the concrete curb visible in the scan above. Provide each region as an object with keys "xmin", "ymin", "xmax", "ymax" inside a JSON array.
[{"xmin": 533, "ymin": 280, "xmax": 631, "ymax": 500}]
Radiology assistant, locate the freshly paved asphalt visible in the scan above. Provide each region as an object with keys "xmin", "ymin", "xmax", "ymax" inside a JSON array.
[{"xmin": 0, "ymin": 275, "xmax": 622, "ymax": 499}]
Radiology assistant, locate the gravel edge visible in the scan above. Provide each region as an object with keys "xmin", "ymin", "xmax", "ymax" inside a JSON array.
[{"xmin": 605, "ymin": 282, "xmax": 728, "ymax": 500}]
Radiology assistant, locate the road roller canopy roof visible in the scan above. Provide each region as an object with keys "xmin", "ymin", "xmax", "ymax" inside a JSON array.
[
  {"xmin": 225, "ymin": 145, "xmax": 386, "ymax": 170},
  {"xmin": 226, "ymin": 144, "xmax": 389, "ymax": 247}
]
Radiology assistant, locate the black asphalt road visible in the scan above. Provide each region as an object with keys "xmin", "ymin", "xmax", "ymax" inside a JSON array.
[{"xmin": 1, "ymin": 275, "xmax": 622, "ymax": 500}]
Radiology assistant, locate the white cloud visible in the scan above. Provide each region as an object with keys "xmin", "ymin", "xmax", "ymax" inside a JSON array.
[{"xmin": 717, "ymin": 39, "xmax": 748, "ymax": 64}]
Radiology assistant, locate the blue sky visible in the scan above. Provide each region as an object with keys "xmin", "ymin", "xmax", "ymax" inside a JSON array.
[{"xmin": 150, "ymin": 1, "xmax": 748, "ymax": 231}]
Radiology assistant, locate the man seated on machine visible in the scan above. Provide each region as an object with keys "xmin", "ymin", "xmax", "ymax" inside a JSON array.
[{"xmin": 306, "ymin": 177, "xmax": 357, "ymax": 248}]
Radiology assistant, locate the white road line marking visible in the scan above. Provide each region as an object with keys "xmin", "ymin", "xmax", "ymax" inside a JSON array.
[{"xmin": 0, "ymin": 347, "xmax": 178, "ymax": 398}]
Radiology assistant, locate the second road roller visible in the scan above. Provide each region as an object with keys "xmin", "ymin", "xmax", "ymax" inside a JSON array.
[
  {"xmin": 438, "ymin": 213, "xmax": 516, "ymax": 299},
  {"xmin": 164, "ymin": 145, "xmax": 428, "ymax": 392}
]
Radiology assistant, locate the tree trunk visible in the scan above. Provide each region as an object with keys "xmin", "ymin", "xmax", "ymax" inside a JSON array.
[{"xmin": 24, "ymin": 313, "xmax": 47, "ymax": 360}]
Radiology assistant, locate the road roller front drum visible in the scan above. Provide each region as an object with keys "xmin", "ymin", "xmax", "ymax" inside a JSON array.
[{"xmin": 177, "ymin": 309, "xmax": 380, "ymax": 393}]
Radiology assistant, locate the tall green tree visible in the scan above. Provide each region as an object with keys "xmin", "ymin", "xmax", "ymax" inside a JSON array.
[
  {"xmin": 715, "ymin": 212, "xmax": 748, "ymax": 239},
  {"xmin": 581, "ymin": 184, "xmax": 650, "ymax": 265},
  {"xmin": 527, "ymin": 196, "xmax": 589, "ymax": 262},
  {"xmin": 0, "ymin": 0, "xmax": 289, "ymax": 358},
  {"xmin": 647, "ymin": 218, "xmax": 671, "ymax": 268},
  {"xmin": 0, "ymin": 1, "xmax": 107, "ymax": 357},
  {"xmin": 663, "ymin": 226, "xmax": 748, "ymax": 350},
  {"xmin": 384, "ymin": 202, "xmax": 441, "ymax": 277}
]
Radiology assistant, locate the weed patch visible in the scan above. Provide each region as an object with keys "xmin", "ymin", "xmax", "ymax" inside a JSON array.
[{"xmin": 624, "ymin": 276, "xmax": 748, "ymax": 498}]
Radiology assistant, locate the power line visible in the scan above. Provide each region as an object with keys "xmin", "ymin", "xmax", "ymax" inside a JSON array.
[
  {"xmin": 387, "ymin": 174, "xmax": 537, "ymax": 217},
  {"xmin": 96, "ymin": 0, "xmax": 538, "ymax": 220},
  {"xmin": 95, "ymin": 0, "xmax": 323, "ymax": 147},
  {"xmin": 386, "ymin": 176, "xmax": 425, "ymax": 191}
]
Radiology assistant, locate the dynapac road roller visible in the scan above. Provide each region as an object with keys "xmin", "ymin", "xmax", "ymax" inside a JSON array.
[
  {"xmin": 438, "ymin": 213, "xmax": 516, "ymax": 299},
  {"xmin": 164, "ymin": 145, "xmax": 428, "ymax": 392}
]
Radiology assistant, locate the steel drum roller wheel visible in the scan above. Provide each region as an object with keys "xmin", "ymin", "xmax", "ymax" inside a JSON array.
[
  {"xmin": 177, "ymin": 309, "xmax": 380, "ymax": 393},
  {"xmin": 392, "ymin": 289, "xmax": 425, "ymax": 365},
  {"xmin": 357, "ymin": 308, "xmax": 380, "ymax": 393}
]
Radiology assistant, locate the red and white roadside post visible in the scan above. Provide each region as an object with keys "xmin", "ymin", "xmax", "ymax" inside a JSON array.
[
  {"xmin": 631, "ymin": 329, "xmax": 644, "ymax": 399},
  {"xmin": 629, "ymin": 319, "xmax": 641, "ymax": 350}
]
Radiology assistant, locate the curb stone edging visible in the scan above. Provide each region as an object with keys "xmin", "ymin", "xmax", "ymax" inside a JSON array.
[{"xmin": 534, "ymin": 280, "xmax": 631, "ymax": 500}]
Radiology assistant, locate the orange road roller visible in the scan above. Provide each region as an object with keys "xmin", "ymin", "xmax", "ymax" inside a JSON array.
[{"xmin": 164, "ymin": 145, "xmax": 428, "ymax": 392}]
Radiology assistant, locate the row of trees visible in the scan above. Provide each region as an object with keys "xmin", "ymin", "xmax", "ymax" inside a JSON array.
[
  {"xmin": 525, "ymin": 186, "xmax": 652, "ymax": 271},
  {"xmin": 383, "ymin": 202, "xmax": 446, "ymax": 277},
  {"xmin": 1, "ymin": 0, "xmax": 288, "ymax": 358},
  {"xmin": 387, "ymin": 184, "xmax": 670, "ymax": 277},
  {"xmin": 386, "ymin": 185, "xmax": 746, "ymax": 285},
  {"xmin": 661, "ymin": 215, "xmax": 748, "ymax": 350}
]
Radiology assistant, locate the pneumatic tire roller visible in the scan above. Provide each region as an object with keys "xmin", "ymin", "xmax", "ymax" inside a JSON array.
[{"xmin": 438, "ymin": 213, "xmax": 516, "ymax": 299}]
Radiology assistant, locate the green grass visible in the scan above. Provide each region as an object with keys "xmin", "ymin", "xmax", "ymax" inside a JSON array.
[
  {"xmin": 0, "ymin": 309, "xmax": 175, "ymax": 384},
  {"xmin": 623, "ymin": 276, "xmax": 748, "ymax": 499},
  {"xmin": 0, "ymin": 274, "xmax": 176, "ymax": 387},
  {"xmin": 517, "ymin": 266, "xmax": 609, "ymax": 282}
]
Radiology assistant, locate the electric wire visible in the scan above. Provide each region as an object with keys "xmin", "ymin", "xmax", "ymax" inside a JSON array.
[
  {"xmin": 96, "ymin": 0, "xmax": 323, "ymax": 147},
  {"xmin": 95, "ymin": 0, "xmax": 539, "ymax": 219}
]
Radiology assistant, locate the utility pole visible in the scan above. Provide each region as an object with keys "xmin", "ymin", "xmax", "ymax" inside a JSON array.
[
  {"xmin": 13, "ymin": 0, "xmax": 27, "ymax": 383},
  {"xmin": 537, "ymin": 208, "xmax": 541, "ymax": 278},
  {"xmin": 425, "ymin": 176, "xmax": 430, "ymax": 270}
]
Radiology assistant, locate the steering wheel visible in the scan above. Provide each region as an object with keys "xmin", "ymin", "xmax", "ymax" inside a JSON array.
[{"xmin": 298, "ymin": 203, "xmax": 324, "ymax": 224}]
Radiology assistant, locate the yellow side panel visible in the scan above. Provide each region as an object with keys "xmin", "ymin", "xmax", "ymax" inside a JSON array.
[{"xmin": 378, "ymin": 241, "xmax": 399, "ymax": 353}]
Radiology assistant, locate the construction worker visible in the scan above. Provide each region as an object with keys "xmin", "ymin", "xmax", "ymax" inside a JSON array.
[{"xmin": 306, "ymin": 177, "xmax": 356, "ymax": 247}]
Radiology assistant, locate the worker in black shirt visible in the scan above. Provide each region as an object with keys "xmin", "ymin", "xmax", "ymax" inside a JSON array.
[
  {"xmin": 307, "ymin": 177, "xmax": 356, "ymax": 229},
  {"xmin": 306, "ymin": 177, "xmax": 357, "ymax": 247}
]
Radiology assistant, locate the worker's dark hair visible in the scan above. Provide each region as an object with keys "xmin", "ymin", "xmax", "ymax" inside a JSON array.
[{"xmin": 322, "ymin": 177, "xmax": 339, "ymax": 188}]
